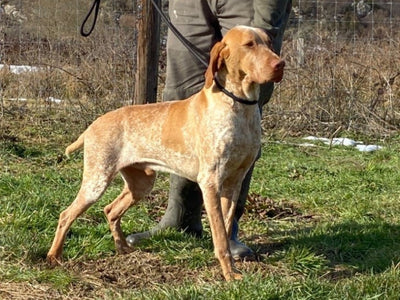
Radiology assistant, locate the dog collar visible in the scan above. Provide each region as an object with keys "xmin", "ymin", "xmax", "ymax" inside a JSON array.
[{"xmin": 213, "ymin": 75, "xmax": 259, "ymax": 106}]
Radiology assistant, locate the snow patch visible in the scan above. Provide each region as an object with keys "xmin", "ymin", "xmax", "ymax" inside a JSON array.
[
  {"xmin": 0, "ymin": 64, "xmax": 42, "ymax": 74},
  {"xmin": 303, "ymin": 136, "xmax": 382, "ymax": 152}
]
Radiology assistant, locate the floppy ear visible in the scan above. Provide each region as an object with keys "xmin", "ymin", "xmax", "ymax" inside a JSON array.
[{"xmin": 204, "ymin": 41, "xmax": 229, "ymax": 88}]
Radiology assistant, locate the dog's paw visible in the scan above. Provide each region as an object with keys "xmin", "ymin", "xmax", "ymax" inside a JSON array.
[
  {"xmin": 116, "ymin": 243, "xmax": 134, "ymax": 255},
  {"xmin": 224, "ymin": 270, "xmax": 243, "ymax": 281},
  {"xmin": 46, "ymin": 254, "xmax": 62, "ymax": 267},
  {"xmin": 232, "ymin": 272, "xmax": 243, "ymax": 280}
]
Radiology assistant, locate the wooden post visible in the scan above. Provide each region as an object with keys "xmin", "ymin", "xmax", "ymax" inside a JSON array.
[
  {"xmin": 296, "ymin": 37, "xmax": 305, "ymax": 67},
  {"xmin": 134, "ymin": 0, "xmax": 160, "ymax": 104}
]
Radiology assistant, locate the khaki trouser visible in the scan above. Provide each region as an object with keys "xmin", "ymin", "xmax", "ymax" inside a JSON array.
[{"xmin": 161, "ymin": 0, "xmax": 292, "ymax": 229}]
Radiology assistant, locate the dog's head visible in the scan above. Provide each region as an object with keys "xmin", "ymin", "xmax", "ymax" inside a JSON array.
[{"xmin": 205, "ymin": 26, "xmax": 285, "ymax": 88}]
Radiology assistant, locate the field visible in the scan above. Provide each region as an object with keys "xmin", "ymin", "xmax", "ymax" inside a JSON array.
[
  {"xmin": 1, "ymin": 103, "xmax": 400, "ymax": 299},
  {"xmin": 1, "ymin": 1, "xmax": 400, "ymax": 299}
]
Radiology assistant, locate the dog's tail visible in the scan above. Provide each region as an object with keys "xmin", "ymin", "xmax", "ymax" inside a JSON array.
[{"xmin": 65, "ymin": 133, "xmax": 85, "ymax": 158}]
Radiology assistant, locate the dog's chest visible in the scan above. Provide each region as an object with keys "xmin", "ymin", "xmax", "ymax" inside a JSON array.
[{"xmin": 200, "ymin": 107, "xmax": 261, "ymax": 160}]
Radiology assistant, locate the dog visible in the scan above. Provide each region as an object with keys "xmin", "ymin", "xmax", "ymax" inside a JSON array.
[{"xmin": 47, "ymin": 25, "xmax": 285, "ymax": 281}]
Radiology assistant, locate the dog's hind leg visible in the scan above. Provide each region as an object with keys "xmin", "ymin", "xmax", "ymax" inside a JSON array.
[
  {"xmin": 104, "ymin": 166, "xmax": 156, "ymax": 254},
  {"xmin": 47, "ymin": 167, "xmax": 115, "ymax": 266}
]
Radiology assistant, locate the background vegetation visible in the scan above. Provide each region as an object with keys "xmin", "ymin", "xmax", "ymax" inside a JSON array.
[
  {"xmin": 0, "ymin": 0, "xmax": 399, "ymax": 136},
  {"xmin": 1, "ymin": 0, "xmax": 400, "ymax": 299}
]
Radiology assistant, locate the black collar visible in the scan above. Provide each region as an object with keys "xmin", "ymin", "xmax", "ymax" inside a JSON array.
[{"xmin": 213, "ymin": 76, "xmax": 259, "ymax": 106}]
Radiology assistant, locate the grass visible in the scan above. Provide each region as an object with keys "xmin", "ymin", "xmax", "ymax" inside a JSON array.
[
  {"xmin": 1, "ymin": 2, "xmax": 400, "ymax": 298},
  {"xmin": 1, "ymin": 107, "xmax": 400, "ymax": 299}
]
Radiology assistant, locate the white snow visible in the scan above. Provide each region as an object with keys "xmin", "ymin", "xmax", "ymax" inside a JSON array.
[
  {"xmin": 302, "ymin": 136, "xmax": 382, "ymax": 152},
  {"xmin": 0, "ymin": 64, "xmax": 41, "ymax": 74},
  {"xmin": 1, "ymin": 64, "xmax": 63, "ymax": 103},
  {"xmin": 46, "ymin": 97, "xmax": 63, "ymax": 104}
]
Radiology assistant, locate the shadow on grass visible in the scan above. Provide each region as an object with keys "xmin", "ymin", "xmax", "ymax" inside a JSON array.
[{"xmin": 253, "ymin": 220, "xmax": 400, "ymax": 275}]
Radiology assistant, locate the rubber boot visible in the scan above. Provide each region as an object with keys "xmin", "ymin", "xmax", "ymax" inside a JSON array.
[
  {"xmin": 229, "ymin": 163, "xmax": 256, "ymax": 260},
  {"xmin": 229, "ymin": 219, "xmax": 254, "ymax": 260},
  {"xmin": 126, "ymin": 174, "xmax": 203, "ymax": 246}
]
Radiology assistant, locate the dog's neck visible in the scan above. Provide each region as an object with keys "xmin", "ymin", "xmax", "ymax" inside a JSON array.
[{"xmin": 214, "ymin": 68, "xmax": 260, "ymax": 105}]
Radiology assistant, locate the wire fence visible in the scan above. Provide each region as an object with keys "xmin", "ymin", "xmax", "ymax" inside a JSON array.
[
  {"xmin": 0, "ymin": 0, "xmax": 399, "ymax": 136},
  {"xmin": 273, "ymin": 0, "xmax": 400, "ymax": 136}
]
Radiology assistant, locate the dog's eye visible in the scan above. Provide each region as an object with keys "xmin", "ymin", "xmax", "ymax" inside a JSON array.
[{"xmin": 244, "ymin": 41, "xmax": 255, "ymax": 48}]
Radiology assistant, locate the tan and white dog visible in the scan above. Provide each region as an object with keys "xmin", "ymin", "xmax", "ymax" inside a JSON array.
[{"xmin": 47, "ymin": 26, "xmax": 284, "ymax": 281}]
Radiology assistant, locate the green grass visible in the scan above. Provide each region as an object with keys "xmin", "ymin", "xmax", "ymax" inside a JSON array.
[{"xmin": 1, "ymin": 119, "xmax": 400, "ymax": 299}]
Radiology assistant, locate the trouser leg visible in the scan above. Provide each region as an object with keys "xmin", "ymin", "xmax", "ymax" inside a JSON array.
[
  {"xmin": 157, "ymin": 0, "xmax": 214, "ymax": 237},
  {"xmin": 127, "ymin": 1, "xmax": 292, "ymax": 255},
  {"xmin": 160, "ymin": 0, "xmax": 256, "ymax": 257},
  {"xmin": 252, "ymin": 0, "xmax": 292, "ymax": 53},
  {"xmin": 127, "ymin": 0, "xmax": 216, "ymax": 246}
]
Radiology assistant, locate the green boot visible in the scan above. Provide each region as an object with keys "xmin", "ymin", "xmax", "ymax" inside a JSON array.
[{"xmin": 126, "ymin": 174, "xmax": 203, "ymax": 246}]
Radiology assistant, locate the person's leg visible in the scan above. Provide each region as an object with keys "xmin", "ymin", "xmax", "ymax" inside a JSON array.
[
  {"xmin": 212, "ymin": 0, "xmax": 253, "ymax": 35},
  {"xmin": 253, "ymin": 0, "xmax": 292, "ymax": 54},
  {"xmin": 161, "ymin": 0, "xmax": 259, "ymax": 259},
  {"xmin": 221, "ymin": 0, "xmax": 293, "ymax": 259},
  {"xmin": 157, "ymin": 175, "xmax": 204, "ymax": 236},
  {"xmin": 163, "ymin": 0, "xmax": 220, "ymax": 100},
  {"xmin": 208, "ymin": 0, "xmax": 257, "ymax": 259},
  {"xmin": 126, "ymin": 0, "xmax": 218, "ymax": 245}
]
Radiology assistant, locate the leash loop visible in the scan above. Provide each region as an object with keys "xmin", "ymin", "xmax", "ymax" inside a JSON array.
[{"xmin": 80, "ymin": 0, "xmax": 101, "ymax": 37}]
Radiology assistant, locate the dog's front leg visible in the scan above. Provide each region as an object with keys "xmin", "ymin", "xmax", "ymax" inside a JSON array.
[{"xmin": 199, "ymin": 179, "xmax": 242, "ymax": 281}]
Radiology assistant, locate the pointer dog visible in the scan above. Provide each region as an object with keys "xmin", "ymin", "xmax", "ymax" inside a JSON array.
[{"xmin": 47, "ymin": 26, "xmax": 285, "ymax": 281}]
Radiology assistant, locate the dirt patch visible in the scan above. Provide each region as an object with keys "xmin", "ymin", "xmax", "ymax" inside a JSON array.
[
  {"xmin": 0, "ymin": 251, "xmax": 220, "ymax": 299},
  {"xmin": 64, "ymin": 251, "xmax": 218, "ymax": 291},
  {"xmin": 0, "ymin": 253, "xmax": 280, "ymax": 299},
  {"xmin": 58, "ymin": 252, "xmax": 277, "ymax": 299},
  {"xmin": 0, "ymin": 281, "xmax": 62, "ymax": 300},
  {"xmin": 247, "ymin": 193, "xmax": 305, "ymax": 220}
]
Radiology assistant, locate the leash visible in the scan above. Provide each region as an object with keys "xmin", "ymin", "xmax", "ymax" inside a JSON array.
[
  {"xmin": 149, "ymin": 0, "xmax": 209, "ymax": 67},
  {"xmin": 79, "ymin": 0, "xmax": 208, "ymax": 66},
  {"xmin": 81, "ymin": 0, "xmax": 258, "ymax": 105},
  {"xmin": 80, "ymin": 0, "xmax": 100, "ymax": 37},
  {"xmin": 149, "ymin": 0, "xmax": 258, "ymax": 106}
]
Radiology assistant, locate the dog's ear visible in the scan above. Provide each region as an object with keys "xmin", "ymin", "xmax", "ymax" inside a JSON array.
[{"xmin": 205, "ymin": 41, "xmax": 229, "ymax": 88}]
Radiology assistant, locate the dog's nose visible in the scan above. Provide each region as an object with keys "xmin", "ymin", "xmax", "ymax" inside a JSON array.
[{"xmin": 271, "ymin": 59, "xmax": 285, "ymax": 71}]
